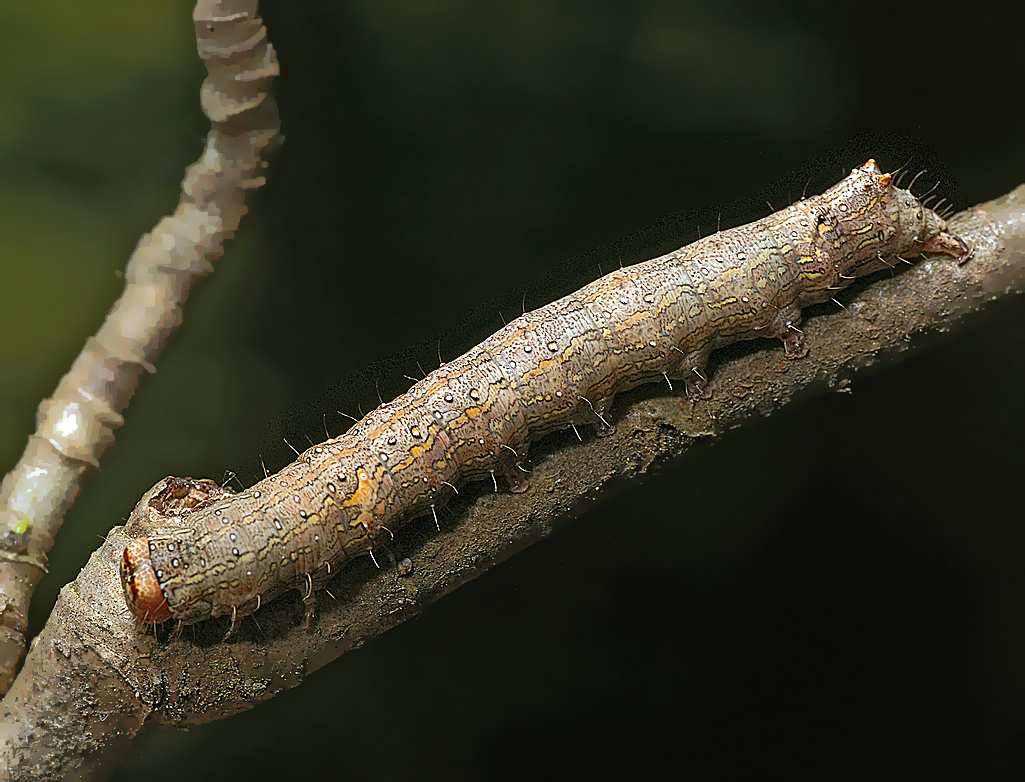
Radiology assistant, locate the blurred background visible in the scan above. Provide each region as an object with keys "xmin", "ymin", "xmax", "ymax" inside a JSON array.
[{"xmin": 1, "ymin": 1, "xmax": 1023, "ymax": 778}]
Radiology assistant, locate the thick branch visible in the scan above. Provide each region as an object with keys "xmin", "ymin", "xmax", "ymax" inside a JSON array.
[
  {"xmin": 0, "ymin": 0, "xmax": 279, "ymax": 695},
  {"xmin": 0, "ymin": 186, "xmax": 1021, "ymax": 779}
]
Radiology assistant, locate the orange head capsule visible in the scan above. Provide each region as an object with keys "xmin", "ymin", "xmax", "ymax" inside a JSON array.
[{"xmin": 120, "ymin": 537, "xmax": 173, "ymax": 624}]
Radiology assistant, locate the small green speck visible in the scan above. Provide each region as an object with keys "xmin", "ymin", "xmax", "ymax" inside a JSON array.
[{"xmin": 12, "ymin": 518, "xmax": 30, "ymax": 535}]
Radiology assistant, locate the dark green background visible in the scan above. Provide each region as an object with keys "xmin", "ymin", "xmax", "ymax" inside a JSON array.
[{"xmin": 2, "ymin": 1, "xmax": 1023, "ymax": 778}]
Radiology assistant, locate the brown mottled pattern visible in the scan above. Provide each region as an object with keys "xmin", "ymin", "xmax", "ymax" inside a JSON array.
[{"xmin": 122, "ymin": 160, "xmax": 970, "ymax": 634}]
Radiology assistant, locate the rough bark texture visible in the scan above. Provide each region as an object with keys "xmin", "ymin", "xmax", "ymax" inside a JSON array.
[{"xmin": 0, "ymin": 187, "xmax": 1020, "ymax": 780}]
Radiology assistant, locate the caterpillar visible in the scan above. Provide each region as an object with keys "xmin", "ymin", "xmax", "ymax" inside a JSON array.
[{"xmin": 120, "ymin": 159, "xmax": 971, "ymax": 638}]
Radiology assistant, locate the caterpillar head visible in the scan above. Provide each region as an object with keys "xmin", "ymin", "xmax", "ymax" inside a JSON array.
[{"xmin": 120, "ymin": 536, "xmax": 173, "ymax": 624}]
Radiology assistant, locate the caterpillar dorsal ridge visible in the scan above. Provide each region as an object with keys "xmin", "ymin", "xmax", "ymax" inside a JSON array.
[{"xmin": 120, "ymin": 159, "xmax": 971, "ymax": 639}]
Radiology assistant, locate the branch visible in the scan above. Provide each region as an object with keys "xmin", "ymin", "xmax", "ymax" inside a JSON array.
[
  {"xmin": 0, "ymin": 0, "xmax": 279, "ymax": 695},
  {"xmin": 0, "ymin": 182, "xmax": 1021, "ymax": 777}
]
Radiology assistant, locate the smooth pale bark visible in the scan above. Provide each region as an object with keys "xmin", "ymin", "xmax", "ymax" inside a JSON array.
[{"xmin": 0, "ymin": 0, "xmax": 279, "ymax": 699}]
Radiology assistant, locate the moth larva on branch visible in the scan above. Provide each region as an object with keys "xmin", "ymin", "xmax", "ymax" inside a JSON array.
[{"xmin": 120, "ymin": 159, "xmax": 971, "ymax": 639}]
